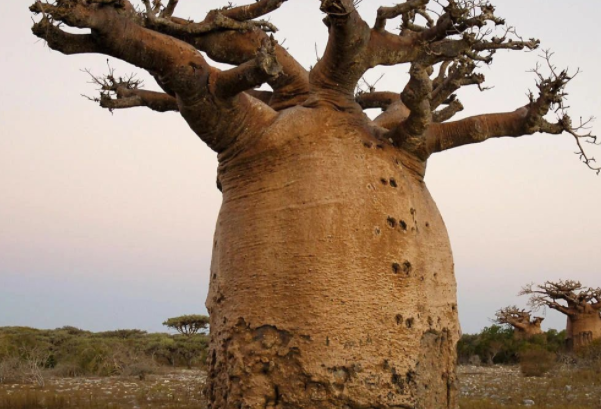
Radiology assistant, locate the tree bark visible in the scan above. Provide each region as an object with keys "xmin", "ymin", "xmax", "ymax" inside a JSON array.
[
  {"xmin": 513, "ymin": 324, "xmax": 543, "ymax": 341},
  {"xmin": 566, "ymin": 313, "xmax": 601, "ymax": 351},
  {"xmin": 206, "ymin": 109, "xmax": 459, "ymax": 409}
]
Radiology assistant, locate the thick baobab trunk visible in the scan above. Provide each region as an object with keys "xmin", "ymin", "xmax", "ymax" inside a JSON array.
[
  {"xmin": 566, "ymin": 313, "xmax": 601, "ymax": 351},
  {"xmin": 206, "ymin": 108, "xmax": 459, "ymax": 409},
  {"xmin": 513, "ymin": 320, "xmax": 544, "ymax": 340}
]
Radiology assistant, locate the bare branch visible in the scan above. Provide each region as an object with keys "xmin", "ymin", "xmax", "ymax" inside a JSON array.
[
  {"xmin": 309, "ymin": 0, "xmax": 372, "ymax": 102},
  {"xmin": 142, "ymin": 0, "xmax": 278, "ymax": 36},
  {"xmin": 432, "ymin": 99, "xmax": 464, "ymax": 123},
  {"xmin": 494, "ymin": 306, "xmax": 544, "ymax": 334},
  {"xmin": 159, "ymin": 0, "xmax": 179, "ymax": 18},
  {"xmin": 221, "ymin": 0, "xmax": 288, "ymax": 21},
  {"xmin": 30, "ymin": 0, "xmax": 278, "ymax": 152},
  {"xmin": 418, "ymin": 52, "xmax": 599, "ymax": 170},
  {"xmin": 374, "ymin": 101, "xmax": 411, "ymax": 130},
  {"xmin": 143, "ymin": 12, "xmax": 309, "ymax": 110},
  {"xmin": 386, "ymin": 63, "xmax": 432, "ymax": 151},
  {"xmin": 213, "ymin": 36, "xmax": 283, "ymax": 100},
  {"xmin": 374, "ymin": 0, "xmax": 430, "ymax": 31},
  {"xmin": 32, "ymin": 17, "xmax": 101, "ymax": 55},
  {"xmin": 519, "ymin": 280, "xmax": 601, "ymax": 316},
  {"xmin": 355, "ymin": 91, "xmax": 400, "ymax": 110},
  {"xmin": 430, "ymin": 59, "xmax": 485, "ymax": 110},
  {"xmin": 83, "ymin": 65, "xmax": 178, "ymax": 112}
]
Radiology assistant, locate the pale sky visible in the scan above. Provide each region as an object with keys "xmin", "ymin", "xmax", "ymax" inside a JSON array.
[{"xmin": 1, "ymin": 1, "xmax": 600, "ymax": 335}]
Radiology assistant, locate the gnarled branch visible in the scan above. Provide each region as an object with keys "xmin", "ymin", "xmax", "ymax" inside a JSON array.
[
  {"xmin": 520, "ymin": 280, "xmax": 601, "ymax": 316},
  {"xmin": 139, "ymin": 0, "xmax": 308, "ymax": 110},
  {"xmin": 419, "ymin": 53, "xmax": 598, "ymax": 169},
  {"xmin": 83, "ymin": 66, "xmax": 178, "ymax": 112},
  {"xmin": 355, "ymin": 91, "xmax": 400, "ymax": 110},
  {"xmin": 30, "ymin": 0, "xmax": 278, "ymax": 152},
  {"xmin": 309, "ymin": 0, "xmax": 372, "ymax": 104}
]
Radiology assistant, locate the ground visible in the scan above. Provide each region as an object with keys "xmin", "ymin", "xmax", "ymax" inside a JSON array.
[
  {"xmin": 1, "ymin": 366, "xmax": 600, "ymax": 409},
  {"xmin": 0, "ymin": 369, "xmax": 207, "ymax": 409},
  {"xmin": 458, "ymin": 365, "xmax": 601, "ymax": 408}
]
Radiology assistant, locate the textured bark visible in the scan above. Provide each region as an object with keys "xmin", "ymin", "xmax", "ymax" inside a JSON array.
[
  {"xmin": 207, "ymin": 109, "xmax": 458, "ymax": 409},
  {"xmin": 566, "ymin": 313, "xmax": 601, "ymax": 351},
  {"xmin": 515, "ymin": 321, "xmax": 544, "ymax": 340}
]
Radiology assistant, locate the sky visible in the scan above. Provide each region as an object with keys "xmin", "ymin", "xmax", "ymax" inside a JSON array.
[{"xmin": 0, "ymin": 1, "xmax": 600, "ymax": 335}]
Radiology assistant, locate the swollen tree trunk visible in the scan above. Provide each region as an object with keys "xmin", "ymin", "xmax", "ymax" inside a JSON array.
[
  {"xmin": 513, "ymin": 324, "xmax": 543, "ymax": 340},
  {"xmin": 566, "ymin": 313, "xmax": 601, "ymax": 351},
  {"xmin": 206, "ymin": 108, "xmax": 459, "ymax": 409}
]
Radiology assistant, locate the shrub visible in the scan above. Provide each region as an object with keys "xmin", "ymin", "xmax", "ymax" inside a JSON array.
[
  {"xmin": 0, "ymin": 325, "xmax": 209, "ymax": 379},
  {"xmin": 570, "ymin": 339, "xmax": 601, "ymax": 375},
  {"xmin": 0, "ymin": 356, "xmax": 21, "ymax": 384},
  {"xmin": 519, "ymin": 348, "xmax": 556, "ymax": 377}
]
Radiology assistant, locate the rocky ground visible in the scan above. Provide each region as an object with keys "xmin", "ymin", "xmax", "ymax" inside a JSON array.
[
  {"xmin": 1, "ymin": 366, "xmax": 600, "ymax": 408},
  {"xmin": 0, "ymin": 369, "xmax": 207, "ymax": 409},
  {"xmin": 458, "ymin": 365, "xmax": 601, "ymax": 408}
]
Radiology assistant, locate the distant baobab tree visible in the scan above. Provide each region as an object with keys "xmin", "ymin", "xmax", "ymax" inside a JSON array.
[
  {"xmin": 28, "ymin": 0, "xmax": 598, "ymax": 408},
  {"xmin": 521, "ymin": 280, "xmax": 601, "ymax": 350},
  {"xmin": 494, "ymin": 306, "xmax": 544, "ymax": 340}
]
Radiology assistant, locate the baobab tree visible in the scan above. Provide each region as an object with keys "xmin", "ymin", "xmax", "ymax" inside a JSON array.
[
  {"xmin": 494, "ymin": 306, "xmax": 544, "ymax": 340},
  {"xmin": 521, "ymin": 280, "xmax": 601, "ymax": 351},
  {"xmin": 28, "ymin": 0, "xmax": 599, "ymax": 408}
]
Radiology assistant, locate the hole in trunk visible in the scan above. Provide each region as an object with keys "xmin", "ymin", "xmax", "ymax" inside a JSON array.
[
  {"xmin": 387, "ymin": 217, "xmax": 397, "ymax": 228},
  {"xmin": 390, "ymin": 178, "xmax": 398, "ymax": 187}
]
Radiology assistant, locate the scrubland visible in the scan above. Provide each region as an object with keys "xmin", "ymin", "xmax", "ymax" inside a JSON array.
[
  {"xmin": 1, "ymin": 326, "xmax": 600, "ymax": 408},
  {"xmin": 2, "ymin": 365, "xmax": 600, "ymax": 409}
]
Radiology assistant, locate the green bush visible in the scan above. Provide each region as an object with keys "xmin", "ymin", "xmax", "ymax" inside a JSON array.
[
  {"xmin": 0, "ymin": 323, "xmax": 208, "ymax": 381},
  {"xmin": 458, "ymin": 326, "xmax": 568, "ymax": 365}
]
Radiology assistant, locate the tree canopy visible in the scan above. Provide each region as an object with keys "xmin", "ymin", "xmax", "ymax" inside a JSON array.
[
  {"xmin": 162, "ymin": 315, "xmax": 209, "ymax": 337},
  {"xmin": 28, "ymin": 0, "xmax": 600, "ymax": 171}
]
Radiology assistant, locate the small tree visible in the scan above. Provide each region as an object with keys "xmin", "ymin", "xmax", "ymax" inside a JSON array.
[
  {"xmin": 494, "ymin": 306, "xmax": 544, "ymax": 340},
  {"xmin": 521, "ymin": 280, "xmax": 601, "ymax": 350},
  {"xmin": 162, "ymin": 315, "xmax": 209, "ymax": 369},
  {"xmin": 475, "ymin": 325, "xmax": 513, "ymax": 365},
  {"xmin": 163, "ymin": 315, "xmax": 209, "ymax": 337}
]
